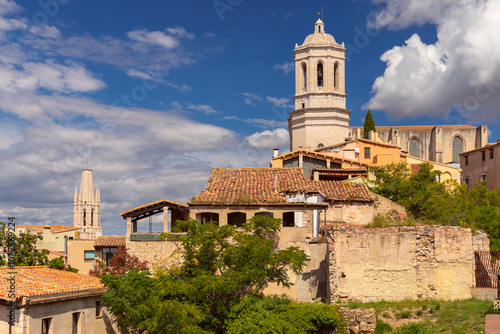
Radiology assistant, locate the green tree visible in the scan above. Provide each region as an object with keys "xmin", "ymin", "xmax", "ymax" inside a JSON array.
[
  {"xmin": 101, "ymin": 216, "xmax": 311, "ymax": 334},
  {"xmin": 369, "ymin": 163, "xmax": 500, "ymax": 250},
  {"xmin": 89, "ymin": 246, "xmax": 148, "ymax": 276},
  {"xmin": 363, "ymin": 109, "xmax": 376, "ymax": 139},
  {"xmin": 0, "ymin": 222, "xmax": 49, "ymax": 266}
]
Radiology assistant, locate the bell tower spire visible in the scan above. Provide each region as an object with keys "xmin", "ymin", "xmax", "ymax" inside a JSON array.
[
  {"xmin": 288, "ymin": 16, "xmax": 351, "ymax": 150},
  {"xmin": 73, "ymin": 169, "xmax": 102, "ymax": 239}
]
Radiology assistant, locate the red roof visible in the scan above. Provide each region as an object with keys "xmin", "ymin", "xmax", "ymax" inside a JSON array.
[
  {"xmin": 17, "ymin": 225, "xmax": 79, "ymax": 234},
  {"xmin": 189, "ymin": 168, "xmax": 373, "ymax": 205},
  {"xmin": 0, "ymin": 267, "xmax": 104, "ymax": 300},
  {"xmin": 95, "ymin": 236, "xmax": 126, "ymax": 247}
]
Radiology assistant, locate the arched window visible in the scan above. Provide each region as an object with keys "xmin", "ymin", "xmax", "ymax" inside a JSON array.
[
  {"xmin": 334, "ymin": 62, "xmax": 339, "ymax": 89},
  {"xmin": 317, "ymin": 63, "xmax": 323, "ymax": 87},
  {"xmin": 452, "ymin": 136, "xmax": 463, "ymax": 163},
  {"xmin": 91, "ymin": 209, "xmax": 94, "ymax": 226},
  {"xmin": 83, "ymin": 209, "xmax": 86, "ymax": 227},
  {"xmin": 302, "ymin": 63, "xmax": 307, "ymax": 91},
  {"xmin": 409, "ymin": 138, "xmax": 421, "ymax": 158}
]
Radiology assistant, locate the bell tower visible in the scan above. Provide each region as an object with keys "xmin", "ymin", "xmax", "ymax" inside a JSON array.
[
  {"xmin": 74, "ymin": 169, "xmax": 102, "ymax": 239},
  {"xmin": 288, "ymin": 16, "xmax": 351, "ymax": 150}
]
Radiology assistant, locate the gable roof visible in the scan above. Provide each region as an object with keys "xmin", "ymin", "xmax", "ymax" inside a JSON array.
[
  {"xmin": 0, "ymin": 267, "xmax": 104, "ymax": 302},
  {"xmin": 120, "ymin": 199, "xmax": 188, "ymax": 218},
  {"xmin": 17, "ymin": 225, "xmax": 80, "ymax": 234},
  {"xmin": 95, "ymin": 236, "xmax": 126, "ymax": 247},
  {"xmin": 272, "ymin": 149, "xmax": 369, "ymax": 167},
  {"xmin": 189, "ymin": 168, "xmax": 373, "ymax": 205}
]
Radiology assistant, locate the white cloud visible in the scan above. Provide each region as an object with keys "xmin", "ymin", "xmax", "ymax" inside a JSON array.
[
  {"xmin": 246, "ymin": 128, "xmax": 289, "ymax": 149},
  {"xmin": 127, "ymin": 28, "xmax": 193, "ymax": 50},
  {"xmin": 126, "ymin": 69, "xmax": 152, "ymax": 80},
  {"xmin": 239, "ymin": 92, "xmax": 262, "ymax": 106},
  {"xmin": 367, "ymin": 0, "xmax": 457, "ymax": 29},
  {"xmin": 267, "ymin": 96, "xmax": 293, "ymax": 109},
  {"xmin": 273, "ymin": 62, "xmax": 294, "ymax": 74},
  {"xmin": 187, "ymin": 104, "xmax": 219, "ymax": 115},
  {"xmin": 365, "ymin": 0, "xmax": 500, "ymax": 123},
  {"xmin": 244, "ymin": 118, "xmax": 287, "ymax": 128},
  {"xmin": 28, "ymin": 25, "xmax": 61, "ymax": 39}
]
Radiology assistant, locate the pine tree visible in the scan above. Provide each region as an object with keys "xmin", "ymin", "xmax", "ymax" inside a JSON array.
[{"xmin": 363, "ymin": 109, "xmax": 376, "ymax": 139}]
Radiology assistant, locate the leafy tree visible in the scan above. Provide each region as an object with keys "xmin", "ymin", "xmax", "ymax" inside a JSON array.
[
  {"xmin": 368, "ymin": 162, "xmax": 500, "ymax": 250},
  {"xmin": 225, "ymin": 295, "xmax": 346, "ymax": 334},
  {"xmin": 47, "ymin": 256, "xmax": 79, "ymax": 273},
  {"xmin": 0, "ymin": 222, "xmax": 49, "ymax": 266},
  {"xmin": 89, "ymin": 246, "xmax": 148, "ymax": 276},
  {"xmin": 101, "ymin": 216, "xmax": 310, "ymax": 334},
  {"xmin": 363, "ymin": 109, "xmax": 376, "ymax": 139}
]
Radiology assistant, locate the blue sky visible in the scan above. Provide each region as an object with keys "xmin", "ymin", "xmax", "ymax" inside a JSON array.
[{"xmin": 1, "ymin": 0, "xmax": 499, "ymax": 235}]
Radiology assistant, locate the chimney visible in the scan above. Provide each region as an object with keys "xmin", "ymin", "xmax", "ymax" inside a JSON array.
[
  {"xmin": 356, "ymin": 128, "xmax": 361, "ymax": 139},
  {"xmin": 273, "ymin": 148, "xmax": 279, "ymax": 158}
]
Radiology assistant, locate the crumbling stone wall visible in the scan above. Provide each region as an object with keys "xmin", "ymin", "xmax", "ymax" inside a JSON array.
[
  {"xmin": 126, "ymin": 239, "xmax": 182, "ymax": 271},
  {"xmin": 328, "ymin": 226, "xmax": 478, "ymax": 302}
]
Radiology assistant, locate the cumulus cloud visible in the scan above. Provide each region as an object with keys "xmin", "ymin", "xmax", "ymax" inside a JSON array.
[
  {"xmin": 273, "ymin": 62, "xmax": 294, "ymax": 74},
  {"xmin": 246, "ymin": 128, "xmax": 289, "ymax": 149},
  {"xmin": 28, "ymin": 25, "xmax": 61, "ymax": 39},
  {"xmin": 365, "ymin": 0, "xmax": 500, "ymax": 123},
  {"xmin": 127, "ymin": 27, "xmax": 194, "ymax": 50}
]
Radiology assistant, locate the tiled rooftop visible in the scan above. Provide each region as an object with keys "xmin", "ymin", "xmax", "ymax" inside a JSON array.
[
  {"xmin": 189, "ymin": 168, "xmax": 373, "ymax": 205},
  {"xmin": 95, "ymin": 236, "xmax": 126, "ymax": 247},
  {"xmin": 17, "ymin": 225, "xmax": 80, "ymax": 234},
  {"xmin": 120, "ymin": 198, "xmax": 188, "ymax": 217},
  {"xmin": 0, "ymin": 267, "xmax": 104, "ymax": 300}
]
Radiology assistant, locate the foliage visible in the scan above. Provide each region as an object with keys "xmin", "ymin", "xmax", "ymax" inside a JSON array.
[
  {"xmin": 101, "ymin": 216, "xmax": 309, "ymax": 334},
  {"xmin": 394, "ymin": 321, "xmax": 435, "ymax": 334},
  {"xmin": 0, "ymin": 222, "xmax": 49, "ymax": 266},
  {"xmin": 47, "ymin": 256, "xmax": 79, "ymax": 273},
  {"xmin": 225, "ymin": 295, "xmax": 346, "ymax": 334},
  {"xmin": 89, "ymin": 246, "xmax": 148, "ymax": 276},
  {"xmin": 368, "ymin": 162, "xmax": 500, "ymax": 250},
  {"xmin": 398, "ymin": 310, "xmax": 411, "ymax": 319},
  {"xmin": 363, "ymin": 109, "xmax": 376, "ymax": 139},
  {"xmin": 375, "ymin": 319, "xmax": 393, "ymax": 333}
]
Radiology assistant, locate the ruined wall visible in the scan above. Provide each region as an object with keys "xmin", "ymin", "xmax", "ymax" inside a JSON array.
[
  {"xmin": 126, "ymin": 239, "xmax": 182, "ymax": 271},
  {"xmin": 328, "ymin": 226, "xmax": 476, "ymax": 302}
]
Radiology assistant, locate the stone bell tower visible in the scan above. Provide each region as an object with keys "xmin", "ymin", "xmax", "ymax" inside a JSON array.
[
  {"xmin": 74, "ymin": 169, "xmax": 102, "ymax": 239},
  {"xmin": 288, "ymin": 16, "xmax": 351, "ymax": 151}
]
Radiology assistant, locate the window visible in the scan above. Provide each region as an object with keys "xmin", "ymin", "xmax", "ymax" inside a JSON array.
[
  {"xmin": 72, "ymin": 312, "xmax": 80, "ymax": 334},
  {"xmin": 84, "ymin": 250, "xmax": 95, "ymax": 260},
  {"xmin": 452, "ymin": 136, "xmax": 463, "ymax": 163},
  {"xmin": 490, "ymin": 149, "xmax": 494, "ymax": 159},
  {"xmin": 317, "ymin": 63, "xmax": 323, "ymax": 87},
  {"xmin": 364, "ymin": 147, "xmax": 371, "ymax": 159},
  {"xmin": 482, "ymin": 151, "xmax": 486, "ymax": 161},
  {"xmin": 102, "ymin": 247, "xmax": 117, "ymax": 264},
  {"xmin": 96, "ymin": 301, "xmax": 102, "ymax": 317},
  {"xmin": 464, "ymin": 178, "xmax": 469, "ymax": 186},
  {"xmin": 481, "ymin": 174, "xmax": 487, "ymax": 182},
  {"xmin": 409, "ymin": 138, "xmax": 421, "ymax": 158},
  {"xmin": 302, "ymin": 63, "xmax": 307, "ymax": 90},
  {"xmin": 334, "ymin": 62, "xmax": 339, "ymax": 89},
  {"xmin": 83, "ymin": 209, "xmax": 86, "ymax": 226},
  {"xmin": 42, "ymin": 318, "xmax": 51, "ymax": 334},
  {"xmin": 464, "ymin": 156, "xmax": 468, "ymax": 166},
  {"xmin": 317, "ymin": 143, "xmax": 324, "ymax": 148},
  {"xmin": 301, "ymin": 103, "xmax": 305, "ymax": 109}
]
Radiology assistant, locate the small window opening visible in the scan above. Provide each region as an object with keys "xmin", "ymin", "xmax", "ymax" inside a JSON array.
[
  {"xmin": 334, "ymin": 62, "xmax": 339, "ymax": 89},
  {"xmin": 302, "ymin": 103, "xmax": 305, "ymax": 109},
  {"xmin": 317, "ymin": 63, "xmax": 323, "ymax": 87}
]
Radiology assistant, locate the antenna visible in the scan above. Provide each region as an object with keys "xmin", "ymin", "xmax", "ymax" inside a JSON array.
[{"xmin": 322, "ymin": 6, "xmax": 324, "ymax": 21}]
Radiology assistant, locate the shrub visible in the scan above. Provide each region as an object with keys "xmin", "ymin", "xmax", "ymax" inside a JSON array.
[
  {"xmin": 375, "ymin": 319, "xmax": 393, "ymax": 333},
  {"xmin": 395, "ymin": 321, "xmax": 435, "ymax": 334},
  {"xmin": 416, "ymin": 310, "xmax": 423, "ymax": 316},
  {"xmin": 398, "ymin": 310, "xmax": 412, "ymax": 319},
  {"xmin": 382, "ymin": 312, "xmax": 390, "ymax": 318}
]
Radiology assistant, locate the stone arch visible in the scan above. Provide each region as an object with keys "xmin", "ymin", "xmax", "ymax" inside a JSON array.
[
  {"xmin": 301, "ymin": 62, "xmax": 307, "ymax": 91},
  {"xmin": 333, "ymin": 61, "xmax": 340, "ymax": 89},
  {"xmin": 408, "ymin": 137, "xmax": 422, "ymax": 158},
  {"xmin": 316, "ymin": 61, "xmax": 324, "ymax": 87},
  {"xmin": 227, "ymin": 212, "xmax": 246, "ymax": 227},
  {"xmin": 451, "ymin": 135, "xmax": 464, "ymax": 163},
  {"xmin": 441, "ymin": 171, "xmax": 452, "ymax": 182}
]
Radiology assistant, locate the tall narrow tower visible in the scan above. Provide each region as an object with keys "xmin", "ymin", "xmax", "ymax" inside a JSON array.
[
  {"xmin": 288, "ymin": 17, "xmax": 351, "ymax": 150},
  {"xmin": 74, "ymin": 169, "xmax": 102, "ymax": 239}
]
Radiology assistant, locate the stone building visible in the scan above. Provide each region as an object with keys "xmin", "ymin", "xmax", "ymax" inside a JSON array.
[
  {"xmin": 0, "ymin": 267, "xmax": 117, "ymax": 333},
  {"xmin": 460, "ymin": 139, "xmax": 500, "ymax": 190},
  {"xmin": 288, "ymin": 18, "xmax": 488, "ymax": 164},
  {"xmin": 74, "ymin": 169, "xmax": 102, "ymax": 239}
]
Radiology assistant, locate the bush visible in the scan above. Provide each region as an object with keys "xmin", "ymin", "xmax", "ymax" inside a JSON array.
[
  {"xmin": 398, "ymin": 310, "xmax": 412, "ymax": 319},
  {"xmin": 395, "ymin": 321, "xmax": 435, "ymax": 334},
  {"xmin": 375, "ymin": 319, "xmax": 393, "ymax": 333},
  {"xmin": 416, "ymin": 310, "xmax": 423, "ymax": 316},
  {"xmin": 382, "ymin": 312, "xmax": 390, "ymax": 318}
]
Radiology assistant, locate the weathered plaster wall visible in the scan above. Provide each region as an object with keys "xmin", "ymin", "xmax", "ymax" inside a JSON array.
[
  {"xmin": 67, "ymin": 239, "xmax": 96, "ymax": 275},
  {"xmin": 328, "ymin": 226, "xmax": 476, "ymax": 302},
  {"xmin": 126, "ymin": 239, "xmax": 182, "ymax": 271}
]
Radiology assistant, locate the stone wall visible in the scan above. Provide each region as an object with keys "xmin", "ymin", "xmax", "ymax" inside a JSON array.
[
  {"xmin": 126, "ymin": 239, "xmax": 182, "ymax": 271},
  {"xmin": 328, "ymin": 226, "xmax": 477, "ymax": 302}
]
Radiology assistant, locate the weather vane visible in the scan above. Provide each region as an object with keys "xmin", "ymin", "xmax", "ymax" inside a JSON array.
[{"xmin": 318, "ymin": 12, "xmax": 321, "ymax": 19}]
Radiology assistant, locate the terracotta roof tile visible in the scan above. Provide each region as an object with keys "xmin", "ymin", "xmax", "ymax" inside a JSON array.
[
  {"xmin": 0, "ymin": 266, "xmax": 103, "ymax": 300},
  {"xmin": 17, "ymin": 225, "xmax": 79, "ymax": 234},
  {"xmin": 120, "ymin": 199, "xmax": 188, "ymax": 217},
  {"xmin": 189, "ymin": 168, "xmax": 373, "ymax": 205},
  {"xmin": 94, "ymin": 236, "xmax": 126, "ymax": 247}
]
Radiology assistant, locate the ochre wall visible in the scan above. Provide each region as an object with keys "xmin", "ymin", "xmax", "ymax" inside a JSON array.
[{"xmin": 328, "ymin": 226, "xmax": 477, "ymax": 302}]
